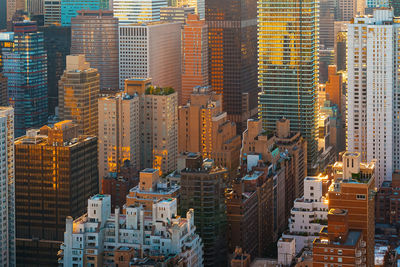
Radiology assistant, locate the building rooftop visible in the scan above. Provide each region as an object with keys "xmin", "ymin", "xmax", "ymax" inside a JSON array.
[
  {"xmin": 242, "ymin": 171, "xmax": 264, "ymax": 181},
  {"xmin": 141, "ymin": 168, "xmax": 158, "ymax": 174}
]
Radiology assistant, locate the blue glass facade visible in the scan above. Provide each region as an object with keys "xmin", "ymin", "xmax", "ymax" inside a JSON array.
[
  {"xmin": 60, "ymin": 0, "xmax": 109, "ymax": 26},
  {"xmin": 3, "ymin": 22, "xmax": 48, "ymax": 137}
]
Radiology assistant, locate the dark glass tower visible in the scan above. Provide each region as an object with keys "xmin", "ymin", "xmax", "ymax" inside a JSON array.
[
  {"xmin": 258, "ymin": 0, "xmax": 319, "ymax": 172},
  {"xmin": 0, "ymin": 0, "xmax": 6, "ymax": 30},
  {"xmin": 205, "ymin": 0, "xmax": 258, "ymax": 133},
  {"xmin": 39, "ymin": 25, "xmax": 71, "ymax": 115},
  {"xmin": 3, "ymin": 21, "xmax": 48, "ymax": 137},
  {"xmin": 390, "ymin": 0, "xmax": 400, "ymax": 16}
]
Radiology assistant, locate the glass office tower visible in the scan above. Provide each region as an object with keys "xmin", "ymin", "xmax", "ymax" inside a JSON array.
[
  {"xmin": 258, "ymin": 0, "xmax": 319, "ymax": 171},
  {"xmin": 60, "ymin": 0, "xmax": 108, "ymax": 26},
  {"xmin": 3, "ymin": 22, "xmax": 48, "ymax": 137}
]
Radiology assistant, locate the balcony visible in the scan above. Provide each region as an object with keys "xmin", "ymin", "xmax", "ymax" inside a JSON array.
[
  {"xmin": 356, "ymin": 258, "xmax": 362, "ymax": 265},
  {"xmin": 355, "ymin": 250, "xmax": 361, "ymax": 258}
]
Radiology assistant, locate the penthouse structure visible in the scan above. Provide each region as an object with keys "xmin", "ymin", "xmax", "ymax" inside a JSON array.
[
  {"xmin": 282, "ymin": 175, "xmax": 330, "ymax": 253},
  {"xmin": 327, "ymin": 151, "xmax": 376, "ymax": 266},
  {"xmin": 58, "ymin": 195, "xmax": 203, "ymax": 266},
  {"xmin": 15, "ymin": 121, "xmax": 98, "ymax": 266},
  {"xmin": 126, "ymin": 168, "xmax": 180, "ymax": 217}
]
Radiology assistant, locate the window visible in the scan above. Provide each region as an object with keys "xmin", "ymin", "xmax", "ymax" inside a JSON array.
[
  {"xmin": 338, "ymin": 257, "xmax": 342, "ymax": 263},
  {"xmin": 356, "ymin": 194, "xmax": 366, "ymax": 200}
]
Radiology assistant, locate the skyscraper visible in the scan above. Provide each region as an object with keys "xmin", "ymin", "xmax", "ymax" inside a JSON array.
[
  {"xmin": 71, "ymin": 10, "xmax": 119, "ymax": 90},
  {"xmin": 181, "ymin": 13, "xmax": 208, "ymax": 105},
  {"xmin": 58, "ymin": 55, "xmax": 99, "ymax": 136},
  {"xmin": 320, "ymin": 0, "xmax": 336, "ymax": 49},
  {"xmin": 180, "ymin": 157, "xmax": 228, "ymax": 266},
  {"xmin": 15, "ymin": 121, "xmax": 98, "ymax": 266},
  {"xmin": 3, "ymin": 21, "xmax": 48, "ymax": 137},
  {"xmin": 44, "ymin": 0, "xmax": 61, "ymax": 26},
  {"xmin": 0, "ymin": 107, "xmax": 15, "ymax": 267},
  {"xmin": 113, "ymin": 0, "xmax": 167, "ymax": 24},
  {"xmin": 160, "ymin": 6, "xmax": 195, "ymax": 23},
  {"xmin": 40, "ymin": 25, "xmax": 71, "ymax": 115},
  {"xmin": 171, "ymin": 0, "xmax": 205, "ymax": 19},
  {"xmin": 258, "ymin": 0, "xmax": 319, "ymax": 172},
  {"xmin": 337, "ymin": 0, "xmax": 357, "ymax": 21},
  {"xmin": 205, "ymin": 0, "xmax": 258, "ymax": 132},
  {"xmin": 178, "ymin": 86, "xmax": 241, "ymax": 174},
  {"xmin": 60, "ymin": 0, "xmax": 108, "ymax": 26},
  {"xmin": 391, "ymin": 0, "xmax": 400, "ymax": 16},
  {"xmin": 98, "ymin": 92, "xmax": 140, "ymax": 181},
  {"xmin": 118, "ymin": 22, "xmax": 181, "ymax": 91},
  {"xmin": 0, "ymin": 0, "xmax": 7, "ymax": 29},
  {"xmin": 0, "ymin": 73, "xmax": 8, "ymax": 106},
  {"xmin": 141, "ymin": 86, "xmax": 178, "ymax": 174},
  {"xmin": 347, "ymin": 9, "xmax": 397, "ymax": 186}
]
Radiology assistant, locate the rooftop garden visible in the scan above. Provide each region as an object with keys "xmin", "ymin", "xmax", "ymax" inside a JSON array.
[{"xmin": 145, "ymin": 86, "xmax": 175, "ymax": 95}]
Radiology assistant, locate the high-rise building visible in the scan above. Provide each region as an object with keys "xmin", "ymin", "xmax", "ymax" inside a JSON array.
[
  {"xmin": 60, "ymin": 0, "xmax": 108, "ymax": 26},
  {"xmin": 27, "ymin": 0, "xmax": 44, "ymax": 15},
  {"xmin": 113, "ymin": 0, "xmax": 167, "ymax": 24},
  {"xmin": 141, "ymin": 86, "xmax": 178, "ymax": 174},
  {"xmin": 391, "ymin": 0, "xmax": 400, "ymax": 16},
  {"xmin": 275, "ymin": 119, "xmax": 308, "ymax": 198},
  {"xmin": 0, "ymin": 32, "xmax": 14, "ymax": 73},
  {"xmin": 3, "ymin": 21, "xmax": 48, "ymax": 137},
  {"xmin": 180, "ymin": 158, "xmax": 228, "ymax": 266},
  {"xmin": 337, "ymin": 0, "xmax": 357, "ymax": 21},
  {"xmin": 327, "ymin": 151, "xmax": 376, "ymax": 266},
  {"xmin": 118, "ymin": 22, "xmax": 182, "ymax": 91},
  {"xmin": 313, "ymin": 209, "xmax": 367, "ymax": 267},
  {"xmin": 178, "ymin": 86, "xmax": 241, "ymax": 174},
  {"xmin": 44, "ymin": 0, "xmax": 61, "ymax": 26},
  {"xmin": 71, "ymin": 10, "xmax": 119, "ymax": 90},
  {"xmin": 58, "ymin": 55, "xmax": 99, "ymax": 136},
  {"xmin": 0, "ymin": 107, "xmax": 15, "ymax": 267},
  {"xmin": 15, "ymin": 121, "xmax": 98, "ymax": 266},
  {"xmin": 206, "ymin": 0, "xmax": 258, "ymax": 132},
  {"xmin": 98, "ymin": 92, "xmax": 140, "ymax": 181},
  {"xmin": 58, "ymin": 195, "xmax": 203, "ymax": 266},
  {"xmin": 334, "ymin": 22, "xmax": 348, "ymax": 72},
  {"xmin": 258, "ymin": 0, "xmax": 319, "ymax": 173},
  {"xmin": 40, "ymin": 25, "xmax": 71, "ymax": 115},
  {"xmin": 6, "ymin": 0, "xmax": 25, "ymax": 24},
  {"xmin": 347, "ymin": 9, "xmax": 399, "ymax": 186},
  {"xmin": 0, "ymin": 73, "xmax": 8, "ymax": 106},
  {"xmin": 227, "ymin": 168, "xmax": 275, "ymax": 259},
  {"xmin": 180, "ymin": 14, "xmax": 208, "ymax": 105},
  {"xmin": 240, "ymin": 118, "xmax": 301, "ymax": 237},
  {"xmin": 160, "ymin": 6, "xmax": 195, "ymax": 22},
  {"xmin": 375, "ymin": 171, "xmax": 400, "ymax": 226},
  {"xmin": 320, "ymin": 0, "xmax": 336, "ymax": 49},
  {"xmin": 0, "ymin": 0, "xmax": 6, "ymax": 30}
]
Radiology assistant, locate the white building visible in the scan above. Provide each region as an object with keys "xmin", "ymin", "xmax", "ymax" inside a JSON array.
[
  {"xmin": 347, "ymin": 9, "xmax": 398, "ymax": 187},
  {"xmin": 113, "ymin": 0, "xmax": 167, "ymax": 24},
  {"xmin": 98, "ymin": 93, "xmax": 140, "ymax": 180},
  {"xmin": 118, "ymin": 22, "xmax": 182, "ymax": 91},
  {"xmin": 59, "ymin": 194, "xmax": 203, "ymax": 266},
  {"xmin": 277, "ymin": 237, "xmax": 296, "ymax": 266},
  {"xmin": 282, "ymin": 175, "xmax": 329, "ymax": 253},
  {"xmin": 0, "ymin": 107, "xmax": 15, "ymax": 266}
]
